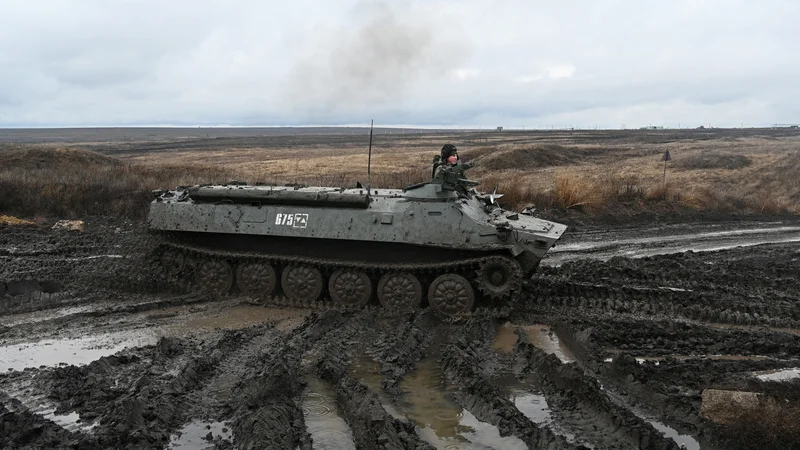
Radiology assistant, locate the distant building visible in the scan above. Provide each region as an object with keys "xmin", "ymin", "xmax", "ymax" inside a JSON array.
[
  {"xmin": 639, "ymin": 126, "xmax": 664, "ymax": 130},
  {"xmin": 496, "ymin": 126, "xmax": 503, "ymax": 131}
]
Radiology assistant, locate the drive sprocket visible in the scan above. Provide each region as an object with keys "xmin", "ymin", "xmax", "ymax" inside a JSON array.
[{"xmin": 476, "ymin": 255, "xmax": 522, "ymax": 300}]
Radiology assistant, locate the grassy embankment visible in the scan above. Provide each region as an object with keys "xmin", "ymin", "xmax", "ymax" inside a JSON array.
[{"xmin": 0, "ymin": 135, "xmax": 798, "ymax": 222}]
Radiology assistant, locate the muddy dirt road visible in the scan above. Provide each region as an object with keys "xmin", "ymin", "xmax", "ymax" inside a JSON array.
[{"xmin": 1, "ymin": 219, "xmax": 799, "ymax": 449}]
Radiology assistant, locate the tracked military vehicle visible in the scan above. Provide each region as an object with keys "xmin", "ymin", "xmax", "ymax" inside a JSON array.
[{"xmin": 148, "ymin": 160, "xmax": 567, "ymax": 316}]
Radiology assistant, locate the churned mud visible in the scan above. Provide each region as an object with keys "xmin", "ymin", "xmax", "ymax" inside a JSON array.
[{"xmin": 1, "ymin": 218, "xmax": 799, "ymax": 449}]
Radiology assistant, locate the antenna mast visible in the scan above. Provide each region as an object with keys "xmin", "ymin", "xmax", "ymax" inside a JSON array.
[{"xmin": 367, "ymin": 119, "xmax": 373, "ymax": 191}]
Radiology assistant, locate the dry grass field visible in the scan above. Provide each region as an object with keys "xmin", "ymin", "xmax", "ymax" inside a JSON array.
[{"xmin": 0, "ymin": 128, "xmax": 798, "ymax": 222}]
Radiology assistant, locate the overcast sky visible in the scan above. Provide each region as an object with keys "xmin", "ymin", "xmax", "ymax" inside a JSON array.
[{"xmin": 0, "ymin": 0, "xmax": 797, "ymax": 128}]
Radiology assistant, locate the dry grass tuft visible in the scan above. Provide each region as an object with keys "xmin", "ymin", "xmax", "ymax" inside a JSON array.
[
  {"xmin": 676, "ymin": 152, "xmax": 751, "ymax": 170},
  {"xmin": 0, "ymin": 215, "xmax": 36, "ymax": 226},
  {"xmin": 0, "ymin": 145, "xmax": 238, "ymax": 218},
  {"xmin": 1, "ymin": 136, "xmax": 798, "ymax": 221},
  {"xmin": 724, "ymin": 380, "xmax": 800, "ymax": 450},
  {"xmin": 553, "ymin": 171, "xmax": 604, "ymax": 209}
]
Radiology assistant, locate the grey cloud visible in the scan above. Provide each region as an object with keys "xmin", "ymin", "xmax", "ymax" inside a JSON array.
[{"xmin": 0, "ymin": 0, "xmax": 797, "ymax": 128}]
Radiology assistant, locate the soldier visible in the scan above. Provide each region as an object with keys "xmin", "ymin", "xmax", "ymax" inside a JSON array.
[
  {"xmin": 432, "ymin": 144, "xmax": 475, "ymax": 196},
  {"xmin": 433, "ymin": 144, "xmax": 464, "ymax": 178}
]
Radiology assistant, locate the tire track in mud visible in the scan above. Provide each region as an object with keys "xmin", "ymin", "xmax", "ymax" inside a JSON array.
[
  {"xmin": 0, "ymin": 395, "xmax": 100, "ymax": 450},
  {"xmin": 511, "ymin": 326, "xmax": 683, "ymax": 450},
  {"xmin": 224, "ymin": 311, "xmax": 352, "ymax": 450},
  {"xmin": 565, "ymin": 318, "xmax": 800, "ymax": 360},
  {"xmin": 317, "ymin": 337, "xmax": 435, "ymax": 450},
  {"xmin": 530, "ymin": 244, "xmax": 800, "ymax": 329},
  {"xmin": 370, "ymin": 311, "xmax": 439, "ymax": 398},
  {"xmin": 440, "ymin": 318, "xmax": 584, "ymax": 450}
]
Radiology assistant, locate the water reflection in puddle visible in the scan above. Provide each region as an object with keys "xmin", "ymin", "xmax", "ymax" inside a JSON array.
[
  {"xmin": 508, "ymin": 389, "xmax": 552, "ymax": 425},
  {"xmin": 491, "ymin": 324, "xmax": 518, "ymax": 353},
  {"xmin": 647, "ymin": 420, "xmax": 700, "ymax": 450},
  {"xmin": 492, "ymin": 374, "xmax": 574, "ymax": 442},
  {"xmin": 41, "ymin": 408, "xmax": 97, "ymax": 433},
  {"xmin": 350, "ymin": 352, "xmax": 527, "ymax": 449},
  {"xmin": 492, "ymin": 323, "xmax": 576, "ymax": 363},
  {"xmin": 0, "ymin": 330, "xmax": 159, "ymax": 371},
  {"xmin": 0, "ymin": 304, "xmax": 100, "ymax": 328},
  {"xmin": 1, "ymin": 386, "xmax": 96, "ymax": 434},
  {"xmin": 174, "ymin": 306, "xmax": 306, "ymax": 332},
  {"xmin": 302, "ymin": 375, "xmax": 356, "ymax": 450},
  {"xmin": 604, "ymin": 353, "xmax": 775, "ymax": 364},
  {"xmin": 169, "ymin": 420, "xmax": 232, "ymax": 449},
  {"xmin": 754, "ymin": 367, "xmax": 800, "ymax": 381},
  {"xmin": 522, "ymin": 325, "xmax": 576, "ymax": 363}
]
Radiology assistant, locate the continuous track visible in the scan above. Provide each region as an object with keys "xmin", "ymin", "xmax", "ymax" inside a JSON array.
[{"xmin": 156, "ymin": 237, "xmax": 524, "ymax": 317}]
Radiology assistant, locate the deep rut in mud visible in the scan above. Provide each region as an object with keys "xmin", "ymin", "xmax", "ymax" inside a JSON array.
[{"xmin": 1, "ymin": 220, "xmax": 799, "ymax": 449}]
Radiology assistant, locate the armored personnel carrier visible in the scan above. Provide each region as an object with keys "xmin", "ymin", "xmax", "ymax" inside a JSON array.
[{"xmin": 148, "ymin": 161, "xmax": 567, "ymax": 316}]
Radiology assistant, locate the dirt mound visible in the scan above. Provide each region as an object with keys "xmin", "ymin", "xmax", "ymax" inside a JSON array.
[
  {"xmin": 475, "ymin": 145, "xmax": 591, "ymax": 171},
  {"xmin": 0, "ymin": 145, "xmax": 121, "ymax": 171},
  {"xmin": 676, "ymin": 152, "xmax": 752, "ymax": 170}
]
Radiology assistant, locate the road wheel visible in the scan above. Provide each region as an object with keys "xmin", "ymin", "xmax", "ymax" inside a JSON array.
[
  {"xmin": 477, "ymin": 256, "xmax": 522, "ymax": 300},
  {"xmin": 428, "ymin": 273, "xmax": 475, "ymax": 316},
  {"xmin": 159, "ymin": 249, "xmax": 185, "ymax": 276},
  {"xmin": 329, "ymin": 269, "xmax": 372, "ymax": 307},
  {"xmin": 236, "ymin": 262, "xmax": 277, "ymax": 297},
  {"xmin": 282, "ymin": 265, "xmax": 324, "ymax": 303},
  {"xmin": 197, "ymin": 259, "xmax": 234, "ymax": 295},
  {"xmin": 377, "ymin": 272, "xmax": 423, "ymax": 311}
]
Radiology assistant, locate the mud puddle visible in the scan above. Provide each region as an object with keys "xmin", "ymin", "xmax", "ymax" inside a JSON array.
[
  {"xmin": 350, "ymin": 353, "xmax": 526, "ymax": 449},
  {"xmin": 169, "ymin": 420, "xmax": 232, "ymax": 449},
  {"xmin": 553, "ymin": 225, "xmax": 800, "ymax": 252},
  {"xmin": 603, "ymin": 386, "xmax": 704, "ymax": 450},
  {"xmin": 647, "ymin": 420, "xmax": 700, "ymax": 450},
  {"xmin": 400, "ymin": 356, "xmax": 527, "ymax": 449},
  {"xmin": 0, "ymin": 304, "xmax": 101, "ymax": 327},
  {"xmin": 493, "ymin": 323, "xmax": 575, "ymax": 363},
  {"xmin": 506, "ymin": 387, "xmax": 552, "ymax": 426},
  {"xmin": 2, "ymin": 385, "xmax": 96, "ymax": 434},
  {"xmin": 348, "ymin": 354, "xmax": 405, "ymax": 419},
  {"xmin": 302, "ymin": 375, "xmax": 356, "ymax": 450},
  {"xmin": 603, "ymin": 351, "xmax": 777, "ymax": 364},
  {"xmin": 41, "ymin": 408, "xmax": 96, "ymax": 433},
  {"xmin": 545, "ymin": 224, "xmax": 800, "ymax": 265},
  {"xmin": 0, "ymin": 329, "xmax": 159, "ymax": 371},
  {"xmin": 172, "ymin": 305, "xmax": 307, "ymax": 333},
  {"xmin": 754, "ymin": 367, "xmax": 800, "ymax": 381},
  {"xmin": 491, "ymin": 373, "xmax": 576, "ymax": 442}
]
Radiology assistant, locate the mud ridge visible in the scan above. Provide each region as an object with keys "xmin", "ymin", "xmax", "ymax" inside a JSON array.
[
  {"xmin": 228, "ymin": 311, "xmax": 347, "ymax": 450},
  {"xmin": 0, "ymin": 396, "xmax": 99, "ymax": 450},
  {"xmin": 40, "ymin": 328, "xmax": 263, "ymax": 448},
  {"xmin": 371, "ymin": 310, "xmax": 438, "ymax": 398},
  {"xmin": 438, "ymin": 317, "xmax": 583, "ymax": 449},
  {"xmin": 514, "ymin": 328, "xmax": 683, "ymax": 450},
  {"xmin": 317, "ymin": 328, "xmax": 435, "ymax": 450},
  {"xmin": 568, "ymin": 318, "xmax": 800, "ymax": 359}
]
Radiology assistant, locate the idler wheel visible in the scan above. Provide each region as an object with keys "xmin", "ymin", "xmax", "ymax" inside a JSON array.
[
  {"xmin": 377, "ymin": 272, "xmax": 423, "ymax": 310},
  {"xmin": 196, "ymin": 259, "xmax": 234, "ymax": 295},
  {"xmin": 281, "ymin": 265, "xmax": 324, "ymax": 303},
  {"xmin": 476, "ymin": 255, "xmax": 522, "ymax": 300},
  {"xmin": 236, "ymin": 262, "xmax": 277, "ymax": 297},
  {"xmin": 159, "ymin": 249, "xmax": 185, "ymax": 276},
  {"xmin": 428, "ymin": 273, "xmax": 475, "ymax": 316},
  {"xmin": 329, "ymin": 269, "xmax": 372, "ymax": 307}
]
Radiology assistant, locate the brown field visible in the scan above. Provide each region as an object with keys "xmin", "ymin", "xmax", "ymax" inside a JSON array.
[{"xmin": 1, "ymin": 127, "xmax": 798, "ymax": 222}]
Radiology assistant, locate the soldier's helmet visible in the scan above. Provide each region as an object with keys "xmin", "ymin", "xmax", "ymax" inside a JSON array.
[{"xmin": 441, "ymin": 144, "xmax": 458, "ymax": 161}]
